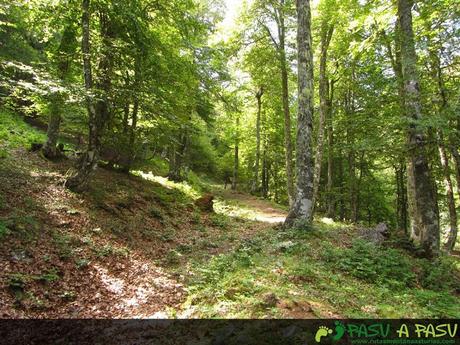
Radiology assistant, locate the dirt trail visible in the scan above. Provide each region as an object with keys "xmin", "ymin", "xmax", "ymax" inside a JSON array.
[{"xmin": 215, "ymin": 188, "xmax": 287, "ymax": 224}]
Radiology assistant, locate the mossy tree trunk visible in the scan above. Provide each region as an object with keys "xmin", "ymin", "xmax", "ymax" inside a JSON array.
[
  {"xmin": 285, "ymin": 0, "xmax": 314, "ymax": 227},
  {"xmin": 398, "ymin": 0, "xmax": 440, "ymax": 257}
]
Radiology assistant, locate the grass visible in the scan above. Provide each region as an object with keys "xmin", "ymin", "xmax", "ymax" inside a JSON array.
[
  {"xmin": 0, "ymin": 108, "xmax": 46, "ymax": 157},
  {"xmin": 181, "ymin": 221, "xmax": 460, "ymax": 318}
]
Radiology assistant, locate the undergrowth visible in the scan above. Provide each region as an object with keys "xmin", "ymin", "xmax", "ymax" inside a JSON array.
[
  {"xmin": 0, "ymin": 108, "xmax": 46, "ymax": 157},
  {"xmin": 182, "ymin": 223, "xmax": 460, "ymax": 318}
]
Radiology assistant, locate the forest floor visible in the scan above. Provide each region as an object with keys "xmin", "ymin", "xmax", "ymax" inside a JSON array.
[{"xmin": 1, "ymin": 110, "xmax": 459, "ymax": 319}]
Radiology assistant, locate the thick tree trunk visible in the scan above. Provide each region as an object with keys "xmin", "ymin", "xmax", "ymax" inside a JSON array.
[
  {"xmin": 398, "ymin": 0, "xmax": 440, "ymax": 257},
  {"xmin": 312, "ymin": 24, "xmax": 333, "ymax": 217},
  {"xmin": 66, "ymin": 1, "xmax": 112, "ymax": 191},
  {"xmin": 252, "ymin": 87, "xmax": 264, "ymax": 194},
  {"xmin": 285, "ymin": 0, "xmax": 314, "ymax": 227}
]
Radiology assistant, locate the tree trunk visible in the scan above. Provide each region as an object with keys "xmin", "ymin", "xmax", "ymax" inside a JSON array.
[
  {"xmin": 398, "ymin": 0, "xmax": 440, "ymax": 257},
  {"xmin": 312, "ymin": 23, "xmax": 334, "ymax": 217},
  {"xmin": 66, "ymin": 1, "xmax": 112, "ymax": 192},
  {"xmin": 43, "ymin": 93, "xmax": 63, "ymax": 159},
  {"xmin": 43, "ymin": 24, "xmax": 76, "ymax": 159},
  {"xmin": 383, "ymin": 21, "xmax": 412, "ymax": 237},
  {"xmin": 262, "ymin": 152, "xmax": 269, "ymax": 198},
  {"xmin": 280, "ymin": 44, "xmax": 294, "ymax": 205},
  {"xmin": 122, "ymin": 98, "xmax": 138, "ymax": 173},
  {"xmin": 274, "ymin": 2, "xmax": 294, "ymax": 205},
  {"xmin": 450, "ymin": 146, "xmax": 460, "ymax": 201},
  {"xmin": 122, "ymin": 55, "xmax": 141, "ymax": 173},
  {"xmin": 345, "ymin": 87, "xmax": 357, "ymax": 223},
  {"xmin": 438, "ymin": 135, "xmax": 458, "ymax": 251},
  {"xmin": 338, "ymin": 150, "xmax": 345, "ymax": 220},
  {"xmin": 262, "ymin": 116, "xmax": 269, "ymax": 198},
  {"xmin": 326, "ymin": 79, "xmax": 335, "ymax": 218},
  {"xmin": 252, "ymin": 87, "xmax": 264, "ymax": 194},
  {"xmin": 395, "ymin": 160, "xmax": 409, "ymax": 234},
  {"xmin": 232, "ymin": 115, "xmax": 240, "ymax": 191},
  {"xmin": 285, "ymin": 0, "xmax": 314, "ymax": 227}
]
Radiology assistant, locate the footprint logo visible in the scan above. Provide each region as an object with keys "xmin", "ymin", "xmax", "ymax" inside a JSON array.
[
  {"xmin": 332, "ymin": 321, "xmax": 345, "ymax": 341},
  {"xmin": 315, "ymin": 326, "xmax": 333, "ymax": 343}
]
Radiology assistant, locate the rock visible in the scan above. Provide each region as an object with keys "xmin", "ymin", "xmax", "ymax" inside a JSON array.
[
  {"xmin": 276, "ymin": 241, "xmax": 295, "ymax": 252},
  {"xmin": 358, "ymin": 222, "xmax": 389, "ymax": 245},
  {"xmin": 261, "ymin": 292, "xmax": 279, "ymax": 307},
  {"xmin": 194, "ymin": 193, "xmax": 214, "ymax": 212}
]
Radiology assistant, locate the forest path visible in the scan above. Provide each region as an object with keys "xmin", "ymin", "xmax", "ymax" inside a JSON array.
[{"xmin": 213, "ymin": 187, "xmax": 287, "ymax": 224}]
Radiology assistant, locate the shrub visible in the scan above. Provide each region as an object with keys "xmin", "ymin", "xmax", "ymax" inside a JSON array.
[
  {"xmin": 339, "ymin": 240, "xmax": 416, "ymax": 289},
  {"xmin": 0, "ymin": 220, "xmax": 11, "ymax": 239},
  {"xmin": 419, "ymin": 256, "xmax": 460, "ymax": 292}
]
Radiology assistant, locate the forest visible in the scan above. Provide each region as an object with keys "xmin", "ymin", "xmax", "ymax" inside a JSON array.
[{"xmin": 0, "ymin": 0, "xmax": 459, "ymax": 320}]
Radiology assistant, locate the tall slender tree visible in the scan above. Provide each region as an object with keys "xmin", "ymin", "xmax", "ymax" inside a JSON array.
[
  {"xmin": 252, "ymin": 86, "xmax": 264, "ymax": 194},
  {"xmin": 66, "ymin": 0, "xmax": 113, "ymax": 191},
  {"xmin": 311, "ymin": 8, "xmax": 334, "ymax": 216}
]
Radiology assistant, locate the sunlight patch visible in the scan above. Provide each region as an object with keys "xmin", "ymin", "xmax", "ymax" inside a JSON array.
[
  {"xmin": 133, "ymin": 170, "xmax": 200, "ymax": 199},
  {"xmin": 320, "ymin": 217, "xmax": 335, "ymax": 225}
]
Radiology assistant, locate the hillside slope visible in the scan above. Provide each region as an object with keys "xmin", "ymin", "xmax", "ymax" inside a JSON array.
[{"xmin": 0, "ymin": 111, "xmax": 459, "ymax": 318}]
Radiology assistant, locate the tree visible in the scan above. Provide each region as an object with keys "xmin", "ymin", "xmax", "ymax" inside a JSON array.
[
  {"xmin": 42, "ymin": 17, "xmax": 78, "ymax": 159},
  {"xmin": 251, "ymin": 0, "xmax": 295, "ymax": 204},
  {"xmin": 311, "ymin": 0, "xmax": 334, "ymax": 216},
  {"xmin": 398, "ymin": 0, "xmax": 440, "ymax": 257},
  {"xmin": 251, "ymin": 86, "xmax": 264, "ymax": 193},
  {"xmin": 66, "ymin": 0, "xmax": 111, "ymax": 191},
  {"xmin": 285, "ymin": 0, "xmax": 314, "ymax": 226}
]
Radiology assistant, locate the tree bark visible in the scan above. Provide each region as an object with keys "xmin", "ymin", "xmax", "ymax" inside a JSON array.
[
  {"xmin": 312, "ymin": 23, "xmax": 334, "ymax": 217},
  {"xmin": 285, "ymin": 0, "xmax": 314, "ymax": 227},
  {"xmin": 398, "ymin": 0, "xmax": 440, "ymax": 257}
]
